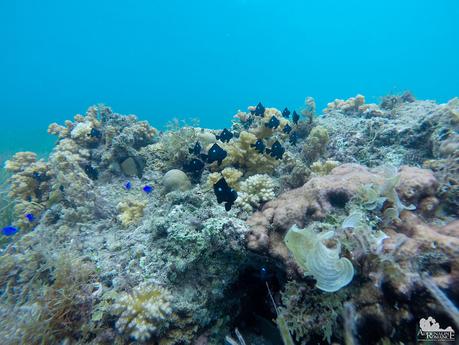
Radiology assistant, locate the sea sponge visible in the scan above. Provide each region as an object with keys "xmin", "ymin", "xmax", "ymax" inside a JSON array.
[
  {"xmin": 114, "ymin": 285, "xmax": 173, "ymax": 341},
  {"xmin": 223, "ymin": 131, "xmax": 279, "ymax": 174},
  {"xmin": 284, "ymin": 224, "xmax": 354, "ymax": 292},
  {"xmin": 117, "ymin": 198, "xmax": 147, "ymax": 226},
  {"xmin": 163, "ymin": 169, "xmax": 191, "ymax": 192},
  {"xmin": 236, "ymin": 174, "xmax": 275, "ymax": 212}
]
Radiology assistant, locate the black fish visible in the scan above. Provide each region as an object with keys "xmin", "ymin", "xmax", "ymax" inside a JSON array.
[
  {"xmin": 266, "ymin": 140, "xmax": 285, "ymax": 160},
  {"xmin": 265, "ymin": 115, "xmax": 280, "ymax": 129},
  {"xmin": 251, "ymin": 139, "xmax": 266, "ymax": 154},
  {"xmin": 202, "ymin": 143, "xmax": 227, "ymax": 166},
  {"xmin": 84, "ymin": 164, "xmax": 99, "ymax": 180},
  {"xmin": 90, "ymin": 128, "xmax": 102, "ymax": 139},
  {"xmin": 189, "ymin": 141, "xmax": 202, "ymax": 155},
  {"xmin": 292, "ymin": 110, "xmax": 300, "ymax": 125},
  {"xmin": 282, "ymin": 107, "xmax": 291, "ymax": 118},
  {"xmin": 283, "ymin": 124, "xmax": 292, "ymax": 134},
  {"xmin": 213, "ymin": 177, "xmax": 238, "ymax": 211},
  {"xmin": 289, "ymin": 132, "xmax": 298, "ymax": 146},
  {"xmin": 216, "ymin": 128, "xmax": 233, "ymax": 143},
  {"xmin": 32, "ymin": 172, "xmax": 48, "ymax": 182},
  {"xmin": 252, "ymin": 102, "xmax": 265, "ymax": 116},
  {"xmin": 183, "ymin": 158, "xmax": 205, "ymax": 173}
]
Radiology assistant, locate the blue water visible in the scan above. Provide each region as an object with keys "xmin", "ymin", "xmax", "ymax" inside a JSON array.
[{"xmin": 1, "ymin": 0, "xmax": 458, "ymax": 158}]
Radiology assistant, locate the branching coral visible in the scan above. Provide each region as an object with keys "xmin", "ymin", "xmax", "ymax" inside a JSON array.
[
  {"xmin": 236, "ymin": 174, "xmax": 275, "ymax": 212},
  {"xmin": 284, "ymin": 224, "xmax": 354, "ymax": 292},
  {"xmin": 222, "ymin": 131, "xmax": 279, "ymax": 174},
  {"xmin": 207, "ymin": 167, "xmax": 243, "ymax": 189},
  {"xmin": 113, "ymin": 285, "xmax": 173, "ymax": 341},
  {"xmin": 310, "ymin": 160, "xmax": 340, "ymax": 176},
  {"xmin": 4, "ymin": 152, "xmax": 52, "ymax": 230},
  {"xmin": 324, "ymin": 94, "xmax": 384, "ymax": 117}
]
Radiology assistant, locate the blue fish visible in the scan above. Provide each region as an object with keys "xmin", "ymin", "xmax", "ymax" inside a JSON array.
[
  {"xmin": 143, "ymin": 185, "xmax": 153, "ymax": 194},
  {"xmin": 25, "ymin": 213, "xmax": 35, "ymax": 222},
  {"xmin": 124, "ymin": 181, "xmax": 132, "ymax": 190},
  {"xmin": 2, "ymin": 226, "xmax": 18, "ymax": 236}
]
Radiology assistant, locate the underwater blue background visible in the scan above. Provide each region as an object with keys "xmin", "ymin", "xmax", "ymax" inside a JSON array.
[{"xmin": 1, "ymin": 0, "xmax": 458, "ymax": 158}]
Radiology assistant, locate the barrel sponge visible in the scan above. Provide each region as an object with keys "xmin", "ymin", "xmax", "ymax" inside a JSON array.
[
  {"xmin": 163, "ymin": 169, "xmax": 191, "ymax": 192},
  {"xmin": 114, "ymin": 285, "xmax": 173, "ymax": 341},
  {"xmin": 284, "ymin": 225, "xmax": 354, "ymax": 292}
]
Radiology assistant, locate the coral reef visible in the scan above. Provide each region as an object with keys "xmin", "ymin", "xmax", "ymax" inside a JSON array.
[{"xmin": 1, "ymin": 96, "xmax": 458, "ymax": 345}]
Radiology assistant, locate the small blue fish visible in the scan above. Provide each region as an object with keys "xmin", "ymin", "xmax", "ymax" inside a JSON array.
[
  {"xmin": 143, "ymin": 185, "xmax": 153, "ymax": 194},
  {"xmin": 25, "ymin": 213, "xmax": 35, "ymax": 222},
  {"xmin": 2, "ymin": 226, "xmax": 18, "ymax": 236},
  {"xmin": 124, "ymin": 181, "xmax": 132, "ymax": 190}
]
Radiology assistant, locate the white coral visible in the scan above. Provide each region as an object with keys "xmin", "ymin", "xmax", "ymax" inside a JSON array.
[{"xmin": 236, "ymin": 174, "xmax": 275, "ymax": 212}]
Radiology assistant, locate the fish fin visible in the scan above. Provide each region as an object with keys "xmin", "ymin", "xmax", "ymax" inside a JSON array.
[{"xmin": 225, "ymin": 203, "xmax": 231, "ymax": 211}]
